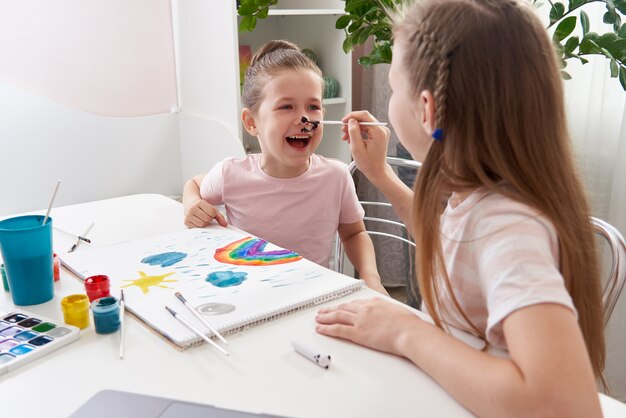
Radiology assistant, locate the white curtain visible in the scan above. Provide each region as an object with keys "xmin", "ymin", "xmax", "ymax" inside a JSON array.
[{"xmin": 544, "ymin": 2, "xmax": 626, "ymax": 398}]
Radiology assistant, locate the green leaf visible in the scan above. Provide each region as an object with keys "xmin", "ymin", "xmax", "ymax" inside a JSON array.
[
  {"xmin": 619, "ymin": 66, "xmax": 626, "ymax": 90},
  {"xmin": 345, "ymin": 0, "xmax": 371, "ymax": 13},
  {"xmin": 358, "ymin": 56, "xmax": 373, "ymax": 67},
  {"xmin": 598, "ymin": 32, "xmax": 618, "ymax": 47},
  {"xmin": 335, "ymin": 14, "xmax": 352, "ymax": 30},
  {"xmin": 615, "ymin": 0, "xmax": 626, "ymax": 14},
  {"xmin": 379, "ymin": 42, "xmax": 393, "ymax": 62},
  {"xmin": 554, "ymin": 16, "xmax": 577, "ymax": 41},
  {"xmin": 363, "ymin": 5, "xmax": 380, "ymax": 17},
  {"xmin": 550, "ymin": 3, "xmax": 566, "ymax": 24},
  {"xmin": 561, "ymin": 70, "xmax": 572, "ymax": 79},
  {"xmin": 610, "ymin": 59, "xmax": 619, "ymax": 77},
  {"xmin": 580, "ymin": 11, "xmax": 590, "ymax": 35},
  {"xmin": 348, "ymin": 21, "xmax": 363, "ymax": 33},
  {"xmin": 607, "ymin": 38, "xmax": 626, "ymax": 60},
  {"xmin": 342, "ymin": 36, "xmax": 353, "ymax": 54},
  {"xmin": 238, "ymin": 15, "xmax": 256, "ymax": 32},
  {"xmin": 564, "ymin": 36, "xmax": 580, "ymax": 54},
  {"xmin": 613, "ymin": 14, "xmax": 622, "ymax": 32},
  {"xmin": 601, "ymin": 47, "xmax": 615, "ymax": 59},
  {"xmin": 256, "ymin": 7, "xmax": 269, "ymax": 19},
  {"xmin": 604, "ymin": 11, "xmax": 617, "ymax": 24},
  {"xmin": 237, "ymin": 4, "xmax": 258, "ymax": 16},
  {"xmin": 569, "ymin": 0, "xmax": 586, "ymax": 8},
  {"xmin": 619, "ymin": 23, "xmax": 626, "ymax": 37},
  {"xmin": 356, "ymin": 26, "xmax": 372, "ymax": 44},
  {"xmin": 579, "ymin": 34, "xmax": 600, "ymax": 54}
]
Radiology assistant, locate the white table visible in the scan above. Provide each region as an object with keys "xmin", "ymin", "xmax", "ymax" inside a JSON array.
[{"xmin": 1, "ymin": 194, "xmax": 624, "ymax": 418}]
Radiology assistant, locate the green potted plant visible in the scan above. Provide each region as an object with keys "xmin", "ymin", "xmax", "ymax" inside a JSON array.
[{"xmin": 237, "ymin": 0, "xmax": 626, "ymax": 89}]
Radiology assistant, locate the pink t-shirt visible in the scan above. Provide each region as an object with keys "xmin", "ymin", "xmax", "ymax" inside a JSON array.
[
  {"xmin": 200, "ymin": 154, "xmax": 364, "ymax": 267},
  {"xmin": 436, "ymin": 188, "xmax": 576, "ymax": 350}
]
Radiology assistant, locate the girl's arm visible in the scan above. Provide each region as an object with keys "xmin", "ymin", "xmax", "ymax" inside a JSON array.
[
  {"xmin": 337, "ymin": 220, "xmax": 387, "ymax": 295},
  {"xmin": 341, "ymin": 111, "xmax": 415, "ymax": 230},
  {"xmin": 182, "ymin": 174, "xmax": 227, "ymax": 228},
  {"xmin": 316, "ymin": 300, "xmax": 601, "ymax": 418}
]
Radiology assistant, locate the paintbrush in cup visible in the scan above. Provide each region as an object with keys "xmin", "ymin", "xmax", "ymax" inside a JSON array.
[{"xmin": 42, "ymin": 180, "xmax": 61, "ymax": 226}]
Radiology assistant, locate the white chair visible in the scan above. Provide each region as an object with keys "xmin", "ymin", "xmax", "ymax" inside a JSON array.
[
  {"xmin": 591, "ymin": 217, "xmax": 626, "ymax": 327},
  {"xmin": 334, "ymin": 157, "xmax": 422, "ymax": 306}
]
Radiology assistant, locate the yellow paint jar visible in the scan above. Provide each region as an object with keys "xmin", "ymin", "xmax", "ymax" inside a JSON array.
[{"xmin": 61, "ymin": 294, "xmax": 90, "ymax": 329}]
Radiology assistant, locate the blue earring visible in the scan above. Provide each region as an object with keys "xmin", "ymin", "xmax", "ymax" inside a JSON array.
[{"xmin": 432, "ymin": 128, "xmax": 443, "ymax": 142}]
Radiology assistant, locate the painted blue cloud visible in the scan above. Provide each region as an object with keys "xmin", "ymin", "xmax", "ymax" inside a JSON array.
[
  {"xmin": 206, "ymin": 271, "xmax": 248, "ymax": 288},
  {"xmin": 141, "ymin": 252, "xmax": 187, "ymax": 267}
]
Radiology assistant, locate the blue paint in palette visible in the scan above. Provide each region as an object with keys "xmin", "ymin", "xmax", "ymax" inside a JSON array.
[
  {"xmin": 0, "ymin": 308, "xmax": 80, "ymax": 375},
  {"xmin": 10, "ymin": 344, "xmax": 35, "ymax": 355},
  {"xmin": 141, "ymin": 252, "xmax": 187, "ymax": 267},
  {"xmin": 14, "ymin": 330, "xmax": 39, "ymax": 341}
]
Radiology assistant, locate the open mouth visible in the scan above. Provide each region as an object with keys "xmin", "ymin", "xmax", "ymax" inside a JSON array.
[{"xmin": 285, "ymin": 135, "xmax": 311, "ymax": 149}]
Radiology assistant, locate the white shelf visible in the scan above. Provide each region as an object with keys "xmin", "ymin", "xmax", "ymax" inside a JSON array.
[
  {"xmin": 268, "ymin": 9, "xmax": 345, "ymax": 16},
  {"xmin": 323, "ymin": 97, "xmax": 346, "ymax": 105}
]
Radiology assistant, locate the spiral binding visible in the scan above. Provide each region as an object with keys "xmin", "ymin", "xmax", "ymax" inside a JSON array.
[{"xmin": 180, "ymin": 281, "xmax": 365, "ymax": 349}]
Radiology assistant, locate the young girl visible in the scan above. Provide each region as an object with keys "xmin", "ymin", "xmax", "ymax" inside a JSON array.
[
  {"xmin": 316, "ymin": 0, "xmax": 605, "ymax": 416},
  {"xmin": 183, "ymin": 40, "xmax": 386, "ymax": 294}
]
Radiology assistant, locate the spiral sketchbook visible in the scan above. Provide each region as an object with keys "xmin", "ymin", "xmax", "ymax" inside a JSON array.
[{"xmin": 60, "ymin": 226, "xmax": 364, "ymax": 349}]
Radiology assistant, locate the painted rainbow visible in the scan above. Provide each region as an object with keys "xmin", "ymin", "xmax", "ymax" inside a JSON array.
[{"xmin": 214, "ymin": 237, "xmax": 302, "ymax": 266}]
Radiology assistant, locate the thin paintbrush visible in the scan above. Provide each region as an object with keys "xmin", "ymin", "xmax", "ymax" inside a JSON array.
[
  {"xmin": 320, "ymin": 120, "xmax": 388, "ymax": 126},
  {"xmin": 42, "ymin": 180, "xmax": 61, "ymax": 226},
  {"xmin": 175, "ymin": 292, "xmax": 228, "ymax": 345},
  {"xmin": 165, "ymin": 306, "xmax": 229, "ymax": 356},
  {"xmin": 69, "ymin": 222, "xmax": 95, "ymax": 253},
  {"xmin": 119, "ymin": 289, "xmax": 125, "ymax": 359}
]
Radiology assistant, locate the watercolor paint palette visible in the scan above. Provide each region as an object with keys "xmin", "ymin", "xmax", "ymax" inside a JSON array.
[{"xmin": 0, "ymin": 307, "xmax": 80, "ymax": 375}]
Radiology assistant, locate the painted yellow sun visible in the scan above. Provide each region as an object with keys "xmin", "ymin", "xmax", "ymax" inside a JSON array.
[{"xmin": 121, "ymin": 271, "xmax": 176, "ymax": 294}]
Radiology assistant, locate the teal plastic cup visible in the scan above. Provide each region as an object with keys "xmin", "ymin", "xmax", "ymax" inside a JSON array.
[{"xmin": 0, "ymin": 215, "xmax": 54, "ymax": 305}]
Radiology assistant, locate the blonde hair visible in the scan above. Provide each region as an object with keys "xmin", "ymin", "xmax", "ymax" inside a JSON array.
[
  {"xmin": 393, "ymin": 0, "xmax": 605, "ymax": 379},
  {"xmin": 242, "ymin": 40, "xmax": 323, "ymax": 113}
]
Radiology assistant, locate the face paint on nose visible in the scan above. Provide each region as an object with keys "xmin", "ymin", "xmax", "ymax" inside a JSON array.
[{"xmin": 300, "ymin": 116, "xmax": 321, "ymax": 133}]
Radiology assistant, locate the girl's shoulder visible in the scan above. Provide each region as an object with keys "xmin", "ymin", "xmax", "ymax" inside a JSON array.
[
  {"xmin": 221, "ymin": 154, "xmax": 260, "ymax": 172},
  {"xmin": 449, "ymin": 188, "xmax": 557, "ymax": 240}
]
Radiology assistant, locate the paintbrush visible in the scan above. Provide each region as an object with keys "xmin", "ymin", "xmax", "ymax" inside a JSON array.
[
  {"xmin": 165, "ymin": 306, "xmax": 229, "ymax": 356},
  {"xmin": 69, "ymin": 222, "xmax": 95, "ymax": 253},
  {"xmin": 119, "ymin": 289, "xmax": 125, "ymax": 359},
  {"xmin": 42, "ymin": 180, "xmax": 61, "ymax": 226},
  {"xmin": 320, "ymin": 120, "xmax": 388, "ymax": 126},
  {"xmin": 175, "ymin": 292, "xmax": 228, "ymax": 345}
]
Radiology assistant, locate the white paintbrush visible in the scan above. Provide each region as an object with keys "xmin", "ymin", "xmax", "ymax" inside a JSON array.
[{"xmin": 42, "ymin": 180, "xmax": 61, "ymax": 226}]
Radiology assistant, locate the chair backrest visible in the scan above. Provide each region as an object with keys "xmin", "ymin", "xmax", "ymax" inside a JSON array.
[
  {"xmin": 591, "ymin": 217, "xmax": 626, "ymax": 327},
  {"xmin": 334, "ymin": 157, "xmax": 422, "ymax": 304}
]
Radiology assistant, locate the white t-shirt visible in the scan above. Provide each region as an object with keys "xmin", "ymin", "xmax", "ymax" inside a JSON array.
[
  {"xmin": 437, "ymin": 188, "xmax": 576, "ymax": 350},
  {"xmin": 200, "ymin": 154, "xmax": 364, "ymax": 267}
]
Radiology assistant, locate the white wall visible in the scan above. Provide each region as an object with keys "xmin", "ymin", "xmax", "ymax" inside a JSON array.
[
  {"xmin": 173, "ymin": 0, "xmax": 244, "ymax": 179},
  {"xmin": 0, "ymin": 0, "xmax": 178, "ymax": 116},
  {"xmin": 0, "ymin": 0, "xmax": 244, "ymax": 216}
]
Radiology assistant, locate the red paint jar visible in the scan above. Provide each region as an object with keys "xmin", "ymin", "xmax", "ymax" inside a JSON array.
[
  {"xmin": 53, "ymin": 253, "xmax": 60, "ymax": 282},
  {"xmin": 84, "ymin": 275, "xmax": 111, "ymax": 302}
]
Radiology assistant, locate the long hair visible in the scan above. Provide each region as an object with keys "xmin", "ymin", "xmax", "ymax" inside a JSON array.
[
  {"xmin": 242, "ymin": 40, "xmax": 323, "ymax": 113},
  {"xmin": 393, "ymin": 0, "xmax": 605, "ymax": 379}
]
